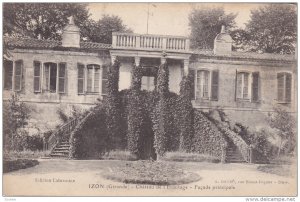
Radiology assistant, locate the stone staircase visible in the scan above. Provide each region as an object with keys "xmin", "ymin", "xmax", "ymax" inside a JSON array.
[
  {"xmin": 50, "ymin": 139, "xmax": 70, "ymax": 158},
  {"xmin": 225, "ymin": 141, "xmax": 246, "ymax": 163}
]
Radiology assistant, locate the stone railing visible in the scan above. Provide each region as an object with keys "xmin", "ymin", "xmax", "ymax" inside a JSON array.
[{"xmin": 112, "ymin": 32, "xmax": 190, "ymax": 52}]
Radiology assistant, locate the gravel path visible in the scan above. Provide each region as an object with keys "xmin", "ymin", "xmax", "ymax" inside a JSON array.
[{"xmin": 3, "ymin": 159, "xmax": 296, "ymax": 196}]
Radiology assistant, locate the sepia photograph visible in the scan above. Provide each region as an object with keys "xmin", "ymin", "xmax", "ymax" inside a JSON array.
[{"xmin": 1, "ymin": 2, "xmax": 297, "ymax": 198}]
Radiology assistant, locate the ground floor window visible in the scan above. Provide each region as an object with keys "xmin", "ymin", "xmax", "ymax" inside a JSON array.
[
  {"xmin": 43, "ymin": 62, "xmax": 66, "ymax": 93},
  {"xmin": 277, "ymin": 72, "xmax": 292, "ymax": 103},
  {"xmin": 194, "ymin": 69, "xmax": 219, "ymax": 101},
  {"xmin": 77, "ymin": 63, "xmax": 107, "ymax": 95},
  {"xmin": 236, "ymin": 71, "xmax": 260, "ymax": 102},
  {"xmin": 3, "ymin": 59, "xmax": 23, "ymax": 91}
]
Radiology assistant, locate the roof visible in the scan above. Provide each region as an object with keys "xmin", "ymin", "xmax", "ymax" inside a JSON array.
[
  {"xmin": 192, "ymin": 49, "xmax": 296, "ymax": 62},
  {"xmin": 4, "ymin": 37, "xmax": 111, "ymax": 51}
]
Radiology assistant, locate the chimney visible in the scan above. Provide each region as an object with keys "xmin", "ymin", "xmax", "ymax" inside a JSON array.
[
  {"xmin": 62, "ymin": 16, "xmax": 80, "ymax": 48},
  {"xmin": 213, "ymin": 25, "xmax": 233, "ymax": 56}
]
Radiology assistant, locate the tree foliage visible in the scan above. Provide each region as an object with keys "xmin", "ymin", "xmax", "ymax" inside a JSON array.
[
  {"xmin": 83, "ymin": 15, "xmax": 132, "ymax": 44},
  {"xmin": 268, "ymin": 107, "xmax": 296, "ymax": 156},
  {"xmin": 189, "ymin": 7, "xmax": 237, "ymax": 49},
  {"xmin": 3, "ymin": 3, "xmax": 90, "ymax": 40},
  {"xmin": 245, "ymin": 4, "xmax": 297, "ymax": 54},
  {"xmin": 3, "ymin": 93, "xmax": 31, "ymax": 151}
]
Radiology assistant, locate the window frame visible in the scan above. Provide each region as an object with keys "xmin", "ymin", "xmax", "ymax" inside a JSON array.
[
  {"xmin": 236, "ymin": 71, "xmax": 251, "ymax": 101},
  {"xmin": 195, "ymin": 69, "xmax": 210, "ymax": 100}
]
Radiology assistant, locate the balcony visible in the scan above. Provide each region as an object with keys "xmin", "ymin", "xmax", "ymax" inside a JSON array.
[{"xmin": 112, "ymin": 32, "xmax": 190, "ymax": 53}]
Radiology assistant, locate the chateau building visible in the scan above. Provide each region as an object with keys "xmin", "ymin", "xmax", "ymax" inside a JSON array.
[{"xmin": 3, "ymin": 18, "xmax": 297, "ymax": 132}]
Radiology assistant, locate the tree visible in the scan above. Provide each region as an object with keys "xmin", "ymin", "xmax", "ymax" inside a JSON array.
[
  {"xmin": 3, "ymin": 93, "xmax": 31, "ymax": 151},
  {"xmin": 245, "ymin": 4, "xmax": 297, "ymax": 54},
  {"xmin": 268, "ymin": 107, "xmax": 296, "ymax": 156},
  {"xmin": 3, "ymin": 3, "xmax": 90, "ymax": 40},
  {"xmin": 189, "ymin": 7, "xmax": 237, "ymax": 49},
  {"xmin": 83, "ymin": 15, "xmax": 132, "ymax": 44},
  {"xmin": 230, "ymin": 29, "xmax": 252, "ymax": 52}
]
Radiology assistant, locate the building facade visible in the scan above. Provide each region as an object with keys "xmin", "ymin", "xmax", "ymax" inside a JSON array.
[{"xmin": 3, "ymin": 20, "xmax": 297, "ymax": 132}]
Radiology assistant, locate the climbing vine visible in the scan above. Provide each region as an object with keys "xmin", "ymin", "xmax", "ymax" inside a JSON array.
[
  {"xmin": 177, "ymin": 73, "xmax": 194, "ymax": 152},
  {"xmin": 104, "ymin": 58, "xmax": 124, "ymax": 150}
]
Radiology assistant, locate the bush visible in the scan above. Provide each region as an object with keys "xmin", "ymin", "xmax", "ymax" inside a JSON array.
[
  {"xmin": 192, "ymin": 110, "xmax": 227, "ymax": 162},
  {"xmin": 3, "ymin": 159, "xmax": 39, "ymax": 173},
  {"xmin": 162, "ymin": 152, "xmax": 220, "ymax": 163},
  {"xmin": 69, "ymin": 105, "xmax": 109, "ymax": 159}
]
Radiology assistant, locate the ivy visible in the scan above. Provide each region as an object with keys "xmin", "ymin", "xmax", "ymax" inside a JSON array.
[
  {"xmin": 104, "ymin": 58, "xmax": 124, "ymax": 150},
  {"xmin": 152, "ymin": 62, "xmax": 170, "ymax": 159},
  {"xmin": 177, "ymin": 74, "xmax": 194, "ymax": 152}
]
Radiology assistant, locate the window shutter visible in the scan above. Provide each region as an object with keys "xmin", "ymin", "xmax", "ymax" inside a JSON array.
[
  {"xmin": 4, "ymin": 60, "xmax": 13, "ymax": 90},
  {"xmin": 77, "ymin": 64, "xmax": 85, "ymax": 94},
  {"xmin": 94, "ymin": 66, "xmax": 100, "ymax": 93},
  {"xmin": 211, "ymin": 70, "xmax": 219, "ymax": 101},
  {"xmin": 34, "ymin": 61, "xmax": 41, "ymax": 92},
  {"xmin": 285, "ymin": 73, "xmax": 292, "ymax": 102},
  {"xmin": 189, "ymin": 70, "xmax": 195, "ymax": 100},
  {"xmin": 236, "ymin": 72, "xmax": 242, "ymax": 99},
  {"xmin": 58, "ymin": 63, "xmax": 66, "ymax": 93},
  {"xmin": 101, "ymin": 65, "xmax": 108, "ymax": 95},
  {"xmin": 252, "ymin": 72, "xmax": 259, "ymax": 102},
  {"xmin": 277, "ymin": 73, "xmax": 284, "ymax": 102},
  {"xmin": 14, "ymin": 60, "xmax": 23, "ymax": 91}
]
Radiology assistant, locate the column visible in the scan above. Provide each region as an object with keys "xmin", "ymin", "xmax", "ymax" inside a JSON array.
[
  {"xmin": 111, "ymin": 55, "xmax": 117, "ymax": 64},
  {"xmin": 161, "ymin": 57, "xmax": 167, "ymax": 64},
  {"xmin": 134, "ymin": 56, "xmax": 141, "ymax": 66},
  {"xmin": 183, "ymin": 59, "xmax": 189, "ymax": 76}
]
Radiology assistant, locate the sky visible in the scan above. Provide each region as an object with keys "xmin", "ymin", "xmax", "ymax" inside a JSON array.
[{"xmin": 87, "ymin": 3, "xmax": 268, "ymax": 36}]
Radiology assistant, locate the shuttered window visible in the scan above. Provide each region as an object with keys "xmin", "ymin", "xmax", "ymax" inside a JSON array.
[
  {"xmin": 236, "ymin": 72, "xmax": 250, "ymax": 99},
  {"xmin": 211, "ymin": 70, "xmax": 219, "ymax": 101},
  {"xmin": 196, "ymin": 70, "xmax": 209, "ymax": 99},
  {"xmin": 252, "ymin": 72, "xmax": 259, "ymax": 102},
  {"xmin": 86, "ymin": 64, "xmax": 101, "ymax": 94},
  {"xmin": 58, "ymin": 63, "xmax": 66, "ymax": 93},
  {"xmin": 77, "ymin": 64, "xmax": 85, "ymax": 94},
  {"xmin": 34, "ymin": 61, "xmax": 41, "ymax": 92},
  {"xmin": 14, "ymin": 60, "xmax": 23, "ymax": 91},
  {"xmin": 4, "ymin": 60, "xmax": 13, "ymax": 90},
  {"xmin": 277, "ymin": 72, "xmax": 292, "ymax": 103}
]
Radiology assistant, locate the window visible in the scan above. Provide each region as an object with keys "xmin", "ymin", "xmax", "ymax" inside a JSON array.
[
  {"xmin": 236, "ymin": 71, "xmax": 260, "ymax": 102},
  {"xmin": 141, "ymin": 76, "xmax": 155, "ymax": 91},
  {"xmin": 3, "ymin": 60, "xmax": 23, "ymax": 91},
  {"xmin": 34, "ymin": 61, "xmax": 41, "ymax": 92},
  {"xmin": 277, "ymin": 72, "xmax": 292, "ymax": 103},
  {"xmin": 44, "ymin": 62, "xmax": 66, "ymax": 93},
  {"xmin": 236, "ymin": 72, "xmax": 250, "ymax": 100},
  {"xmin": 87, "ymin": 64, "xmax": 100, "ymax": 93},
  {"xmin": 77, "ymin": 64, "xmax": 106, "ymax": 95},
  {"xmin": 194, "ymin": 69, "xmax": 219, "ymax": 101},
  {"xmin": 196, "ymin": 70, "xmax": 209, "ymax": 99}
]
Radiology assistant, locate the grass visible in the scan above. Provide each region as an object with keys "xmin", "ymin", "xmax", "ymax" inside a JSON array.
[
  {"xmin": 100, "ymin": 150, "xmax": 137, "ymax": 161},
  {"xmin": 162, "ymin": 152, "xmax": 220, "ymax": 163},
  {"xmin": 3, "ymin": 159, "xmax": 39, "ymax": 173},
  {"xmin": 4, "ymin": 150, "xmax": 50, "ymax": 160},
  {"xmin": 101, "ymin": 160, "xmax": 201, "ymax": 185}
]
